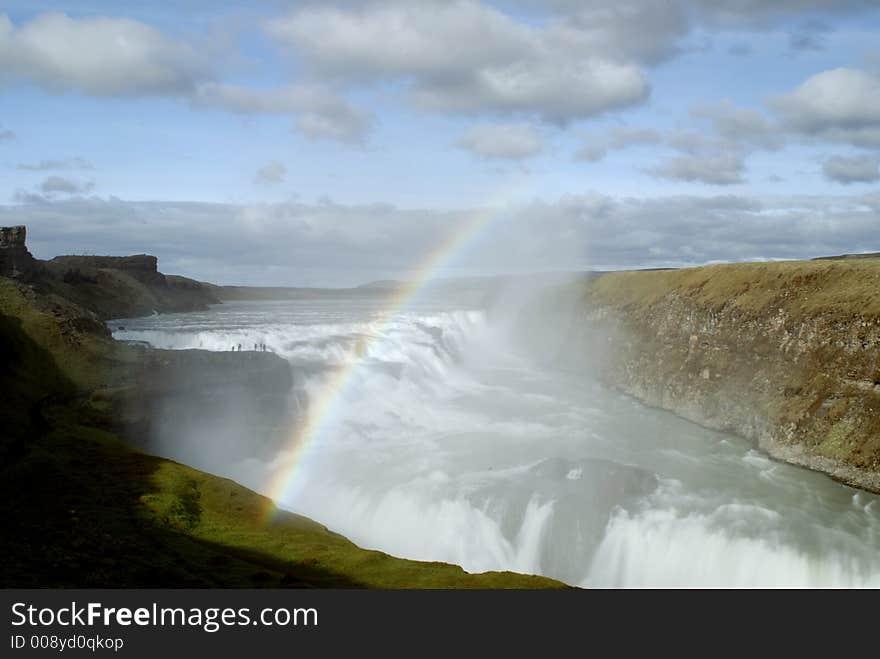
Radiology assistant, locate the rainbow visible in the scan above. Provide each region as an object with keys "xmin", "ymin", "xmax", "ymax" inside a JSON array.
[{"xmin": 262, "ymin": 193, "xmax": 518, "ymax": 520}]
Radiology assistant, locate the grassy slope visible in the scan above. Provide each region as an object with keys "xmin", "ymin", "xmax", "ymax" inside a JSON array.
[
  {"xmin": 0, "ymin": 279, "xmax": 562, "ymax": 588},
  {"xmin": 41, "ymin": 260, "xmax": 219, "ymax": 320},
  {"xmin": 587, "ymin": 259, "xmax": 880, "ymax": 319}
]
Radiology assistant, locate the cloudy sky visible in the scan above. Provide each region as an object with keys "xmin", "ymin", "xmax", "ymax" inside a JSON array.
[{"xmin": 1, "ymin": 0, "xmax": 879, "ymax": 286}]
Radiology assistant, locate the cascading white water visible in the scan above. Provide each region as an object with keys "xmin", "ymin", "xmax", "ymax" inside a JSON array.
[{"xmin": 112, "ymin": 296, "xmax": 880, "ymax": 587}]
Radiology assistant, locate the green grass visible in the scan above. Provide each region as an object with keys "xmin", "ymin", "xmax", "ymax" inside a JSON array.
[
  {"xmin": 587, "ymin": 259, "xmax": 880, "ymax": 319},
  {"xmin": 2, "ymin": 407, "xmax": 561, "ymax": 588},
  {"xmin": 0, "ymin": 277, "xmax": 564, "ymax": 588}
]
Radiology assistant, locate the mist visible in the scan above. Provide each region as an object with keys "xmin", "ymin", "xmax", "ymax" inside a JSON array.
[{"xmin": 110, "ymin": 277, "xmax": 880, "ymax": 587}]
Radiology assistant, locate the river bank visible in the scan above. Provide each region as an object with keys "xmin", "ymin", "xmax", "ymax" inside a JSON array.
[{"xmin": 557, "ymin": 258, "xmax": 880, "ymax": 494}]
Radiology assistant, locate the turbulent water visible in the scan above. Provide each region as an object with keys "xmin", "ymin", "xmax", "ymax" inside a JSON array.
[{"xmin": 112, "ymin": 295, "xmax": 880, "ymax": 587}]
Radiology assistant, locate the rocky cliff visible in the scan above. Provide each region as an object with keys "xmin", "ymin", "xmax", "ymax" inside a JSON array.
[
  {"xmin": 561, "ymin": 260, "xmax": 880, "ymax": 492},
  {"xmin": 0, "ymin": 225, "xmax": 38, "ymax": 279},
  {"xmin": 44, "ymin": 253, "xmax": 219, "ymax": 319},
  {"xmin": 0, "ymin": 225, "xmax": 220, "ymax": 319},
  {"xmin": 49, "ymin": 254, "xmax": 164, "ymax": 286}
]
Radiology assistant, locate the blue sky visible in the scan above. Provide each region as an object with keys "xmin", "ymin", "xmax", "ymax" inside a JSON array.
[{"xmin": 1, "ymin": 1, "xmax": 879, "ymax": 285}]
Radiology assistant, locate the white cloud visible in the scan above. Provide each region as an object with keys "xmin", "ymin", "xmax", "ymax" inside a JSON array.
[
  {"xmin": 193, "ymin": 83, "xmax": 372, "ymax": 142},
  {"xmin": 645, "ymin": 130, "xmax": 752, "ymax": 185},
  {"xmin": 414, "ymin": 58, "xmax": 648, "ymax": 123},
  {"xmin": 39, "ymin": 175, "xmax": 95, "ymax": 195},
  {"xmin": 457, "ymin": 123, "xmax": 543, "ymax": 159},
  {"xmin": 638, "ymin": 100, "xmax": 793, "ymax": 184},
  {"xmin": 520, "ymin": 1, "xmax": 875, "ymax": 36},
  {"xmin": 266, "ymin": 1, "xmax": 528, "ymax": 80},
  {"xmin": 17, "ymin": 157, "xmax": 93, "ymax": 171},
  {"xmin": 538, "ymin": 1, "xmax": 690, "ymax": 64},
  {"xmin": 822, "ymin": 154, "xmax": 880, "ymax": 184},
  {"xmin": 12, "ymin": 175, "xmax": 95, "ymax": 203},
  {"xmin": 575, "ymin": 126, "xmax": 662, "ymax": 161},
  {"xmin": 0, "ymin": 12, "xmax": 371, "ymax": 143},
  {"xmin": 771, "ymin": 68, "xmax": 880, "ymax": 147},
  {"xmin": 264, "ymin": 1, "xmax": 650, "ymax": 124},
  {"xmin": 295, "ymin": 108, "xmax": 369, "ymax": 142},
  {"xmin": 0, "ymin": 12, "xmax": 205, "ymax": 96},
  {"xmin": 690, "ymin": 0, "xmax": 877, "ymax": 26},
  {"xmin": 649, "ymin": 153, "xmax": 746, "ymax": 185},
  {"xmin": 691, "ymin": 101, "xmax": 783, "ymax": 150},
  {"xmin": 254, "ymin": 161, "xmax": 287, "ymax": 185}
]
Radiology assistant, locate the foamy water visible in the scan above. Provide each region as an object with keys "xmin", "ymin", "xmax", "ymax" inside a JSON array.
[{"xmin": 112, "ymin": 297, "xmax": 880, "ymax": 587}]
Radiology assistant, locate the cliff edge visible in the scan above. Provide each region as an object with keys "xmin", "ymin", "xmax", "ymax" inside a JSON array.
[
  {"xmin": 44, "ymin": 253, "xmax": 220, "ymax": 319},
  {"xmin": 0, "ymin": 225, "xmax": 219, "ymax": 319},
  {"xmin": 565, "ymin": 259, "xmax": 880, "ymax": 492}
]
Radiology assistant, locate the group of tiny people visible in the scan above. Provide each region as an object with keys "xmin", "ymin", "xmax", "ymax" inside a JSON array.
[{"xmin": 231, "ymin": 342, "xmax": 270, "ymax": 352}]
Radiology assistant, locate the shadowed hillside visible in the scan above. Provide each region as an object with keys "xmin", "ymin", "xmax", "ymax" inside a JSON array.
[
  {"xmin": 2, "ymin": 226, "xmax": 220, "ymax": 320},
  {"xmin": 43, "ymin": 254, "xmax": 220, "ymax": 320},
  {"xmin": 0, "ymin": 266, "xmax": 563, "ymax": 588}
]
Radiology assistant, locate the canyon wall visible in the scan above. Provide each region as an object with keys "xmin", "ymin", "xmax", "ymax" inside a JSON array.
[{"xmin": 564, "ymin": 259, "xmax": 880, "ymax": 492}]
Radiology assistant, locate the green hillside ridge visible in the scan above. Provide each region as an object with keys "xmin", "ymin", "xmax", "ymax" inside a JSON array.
[
  {"xmin": 586, "ymin": 259, "xmax": 880, "ymax": 319},
  {"xmin": 42, "ymin": 254, "xmax": 220, "ymax": 320},
  {"xmin": 0, "ymin": 277, "xmax": 562, "ymax": 588}
]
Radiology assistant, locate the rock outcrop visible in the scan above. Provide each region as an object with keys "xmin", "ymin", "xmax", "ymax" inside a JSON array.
[
  {"xmin": 562, "ymin": 260, "xmax": 880, "ymax": 492},
  {"xmin": 0, "ymin": 226, "xmax": 38, "ymax": 279},
  {"xmin": 0, "ymin": 226, "xmax": 221, "ymax": 319},
  {"xmin": 44, "ymin": 252, "xmax": 220, "ymax": 319},
  {"xmin": 49, "ymin": 254, "xmax": 164, "ymax": 287}
]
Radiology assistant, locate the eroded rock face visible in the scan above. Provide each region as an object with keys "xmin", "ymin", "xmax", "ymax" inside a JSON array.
[
  {"xmin": 0, "ymin": 226, "xmax": 37, "ymax": 279},
  {"xmin": 572, "ymin": 265, "xmax": 880, "ymax": 493},
  {"xmin": 0, "ymin": 225, "xmax": 26, "ymax": 248},
  {"xmin": 48, "ymin": 254, "xmax": 164, "ymax": 287},
  {"xmin": 44, "ymin": 252, "xmax": 219, "ymax": 319}
]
